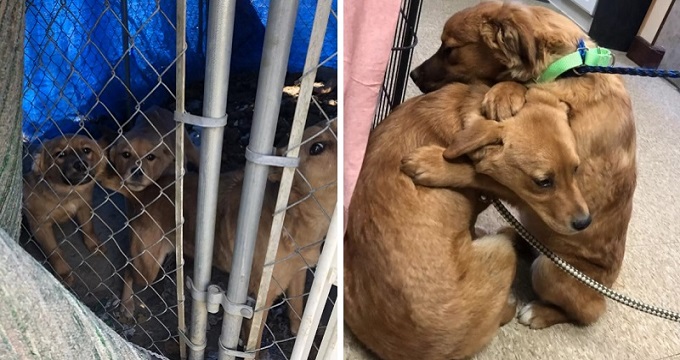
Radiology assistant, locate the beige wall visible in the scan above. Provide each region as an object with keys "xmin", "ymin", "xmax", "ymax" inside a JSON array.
[{"xmin": 638, "ymin": 0, "xmax": 673, "ymax": 43}]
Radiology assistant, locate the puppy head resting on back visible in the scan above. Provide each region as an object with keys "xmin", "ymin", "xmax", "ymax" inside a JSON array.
[
  {"xmin": 108, "ymin": 107, "xmax": 177, "ymax": 191},
  {"xmin": 446, "ymin": 88, "xmax": 590, "ymax": 235},
  {"xmin": 409, "ymin": 1, "xmax": 585, "ymax": 92},
  {"xmin": 32, "ymin": 135, "xmax": 106, "ymax": 187},
  {"xmin": 269, "ymin": 122, "xmax": 337, "ymax": 214}
]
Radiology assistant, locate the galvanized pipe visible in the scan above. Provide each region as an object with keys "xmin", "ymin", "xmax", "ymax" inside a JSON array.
[
  {"xmin": 188, "ymin": 0, "xmax": 237, "ymax": 359},
  {"xmin": 218, "ymin": 0, "xmax": 300, "ymax": 359},
  {"xmin": 245, "ymin": 0, "xmax": 333, "ymax": 351}
]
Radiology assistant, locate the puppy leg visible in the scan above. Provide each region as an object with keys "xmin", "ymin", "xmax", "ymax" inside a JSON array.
[
  {"xmin": 400, "ymin": 145, "xmax": 516, "ymax": 199},
  {"xmin": 287, "ymin": 268, "xmax": 307, "ymax": 335},
  {"xmin": 119, "ymin": 229, "xmax": 169, "ymax": 320},
  {"xmin": 519, "ymin": 255, "xmax": 606, "ymax": 329},
  {"xmin": 481, "ymin": 81, "xmax": 527, "ymax": 121},
  {"xmin": 75, "ymin": 200, "xmax": 105, "ymax": 255},
  {"xmin": 453, "ymin": 231, "xmax": 517, "ymax": 358},
  {"xmin": 30, "ymin": 220, "xmax": 74, "ymax": 285},
  {"xmin": 470, "ymin": 230, "xmax": 517, "ymax": 326},
  {"xmin": 120, "ymin": 267, "xmax": 136, "ymax": 321}
]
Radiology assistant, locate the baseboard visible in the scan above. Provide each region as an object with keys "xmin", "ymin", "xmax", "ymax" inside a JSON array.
[
  {"xmin": 626, "ymin": 35, "xmax": 665, "ymax": 69},
  {"xmin": 549, "ymin": 0, "xmax": 593, "ymax": 31}
]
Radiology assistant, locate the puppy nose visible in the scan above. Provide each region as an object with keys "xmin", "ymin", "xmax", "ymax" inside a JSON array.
[
  {"xmin": 73, "ymin": 161, "xmax": 87, "ymax": 172},
  {"xmin": 131, "ymin": 166, "xmax": 143, "ymax": 178},
  {"xmin": 571, "ymin": 214, "xmax": 592, "ymax": 231},
  {"xmin": 410, "ymin": 68, "xmax": 421, "ymax": 83}
]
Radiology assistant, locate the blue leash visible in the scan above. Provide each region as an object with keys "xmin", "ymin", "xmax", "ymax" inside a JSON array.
[{"xmin": 575, "ymin": 65, "xmax": 680, "ymax": 78}]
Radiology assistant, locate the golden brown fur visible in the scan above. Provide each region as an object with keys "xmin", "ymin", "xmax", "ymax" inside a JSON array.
[
  {"xmin": 102, "ymin": 125, "xmax": 337, "ymax": 351},
  {"xmin": 107, "ymin": 106, "xmax": 201, "ymax": 192},
  {"xmin": 409, "ymin": 1, "xmax": 636, "ymax": 328},
  {"xmin": 23, "ymin": 135, "xmax": 107, "ymax": 285},
  {"xmin": 345, "ymin": 83, "xmax": 585, "ymax": 360}
]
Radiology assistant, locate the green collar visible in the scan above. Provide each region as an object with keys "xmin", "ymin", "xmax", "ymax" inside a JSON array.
[{"xmin": 536, "ymin": 40, "xmax": 615, "ymax": 83}]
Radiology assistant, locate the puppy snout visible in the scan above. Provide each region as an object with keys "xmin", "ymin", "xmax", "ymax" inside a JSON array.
[
  {"xmin": 73, "ymin": 160, "xmax": 87, "ymax": 173},
  {"xmin": 410, "ymin": 68, "xmax": 421, "ymax": 83},
  {"xmin": 571, "ymin": 214, "xmax": 592, "ymax": 231},
  {"xmin": 130, "ymin": 166, "xmax": 144, "ymax": 179}
]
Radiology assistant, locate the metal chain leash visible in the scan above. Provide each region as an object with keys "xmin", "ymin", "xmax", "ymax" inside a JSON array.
[{"xmin": 491, "ymin": 199, "xmax": 680, "ymax": 323}]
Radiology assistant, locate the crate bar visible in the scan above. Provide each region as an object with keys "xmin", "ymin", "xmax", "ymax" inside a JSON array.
[{"xmin": 218, "ymin": 0, "xmax": 300, "ymax": 359}]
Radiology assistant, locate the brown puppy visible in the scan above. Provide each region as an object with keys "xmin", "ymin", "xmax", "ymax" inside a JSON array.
[
  {"xmin": 107, "ymin": 106, "xmax": 201, "ymax": 192},
  {"xmin": 23, "ymin": 135, "xmax": 107, "ymax": 285},
  {"xmin": 345, "ymin": 83, "xmax": 585, "ymax": 360},
  {"xmin": 113, "ymin": 124, "xmax": 337, "ymax": 349},
  {"xmin": 409, "ymin": 1, "xmax": 636, "ymax": 328}
]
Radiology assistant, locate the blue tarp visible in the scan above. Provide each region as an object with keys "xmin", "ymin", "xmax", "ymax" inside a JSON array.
[{"xmin": 23, "ymin": 0, "xmax": 338, "ymax": 142}]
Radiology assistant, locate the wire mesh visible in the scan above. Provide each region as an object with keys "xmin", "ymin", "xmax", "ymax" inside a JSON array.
[
  {"xmin": 372, "ymin": 0, "xmax": 423, "ymax": 128},
  {"xmin": 21, "ymin": 0, "xmax": 337, "ymax": 359}
]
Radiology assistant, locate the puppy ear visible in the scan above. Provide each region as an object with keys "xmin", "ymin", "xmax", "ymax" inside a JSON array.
[
  {"xmin": 481, "ymin": 8, "xmax": 536, "ymax": 70},
  {"xmin": 31, "ymin": 148, "xmax": 45, "ymax": 174},
  {"xmin": 106, "ymin": 140, "xmax": 117, "ymax": 162},
  {"xmin": 443, "ymin": 121, "xmax": 503, "ymax": 160}
]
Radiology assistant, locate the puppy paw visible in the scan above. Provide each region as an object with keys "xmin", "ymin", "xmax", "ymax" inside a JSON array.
[
  {"xmin": 54, "ymin": 264, "xmax": 75, "ymax": 286},
  {"xmin": 518, "ymin": 302, "xmax": 567, "ymax": 329},
  {"xmin": 62, "ymin": 272, "xmax": 76, "ymax": 287},
  {"xmin": 289, "ymin": 318, "xmax": 301, "ymax": 335},
  {"xmin": 400, "ymin": 145, "xmax": 448, "ymax": 187},
  {"xmin": 86, "ymin": 242, "xmax": 107, "ymax": 256},
  {"xmin": 496, "ymin": 227, "xmax": 520, "ymax": 242},
  {"xmin": 118, "ymin": 299, "xmax": 137, "ymax": 324},
  {"xmin": 94, "ymin": 244, "xmax": 108, "ymax": 255},
  {"xmin": 500, "ymin": 293, "xmax": 518, "ymax": 326},
  {"xmin": 482, "ymin": 82, "xmax": 527, "ymax": 121}
]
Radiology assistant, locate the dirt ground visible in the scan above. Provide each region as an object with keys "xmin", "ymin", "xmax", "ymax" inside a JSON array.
[{"xmin": 20, "ymin": 68, "xmax": 337, "ymax": 360}]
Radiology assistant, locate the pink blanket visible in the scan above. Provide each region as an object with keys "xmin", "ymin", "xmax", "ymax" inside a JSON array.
[{"xmin": 343, "ymin": 0, "xmax": 402, "ymax": 229}]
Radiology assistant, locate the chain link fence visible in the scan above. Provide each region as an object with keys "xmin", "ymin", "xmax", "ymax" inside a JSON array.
[{"xmin": 20, "ymin": 0, "xmax": 337, "ymax": 359}]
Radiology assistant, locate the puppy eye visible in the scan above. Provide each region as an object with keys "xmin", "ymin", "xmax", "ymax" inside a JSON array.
[
  {"xmin": 54, "ymin": 151, "xmax": 66, "ymax": 158},
  {"xmin": 574, "ymin": 165, "xmax": 579, "ymax": 174},
  {"xmin": 146, "ymin": 154, "xmax": 156, "ymax": 161},
  {"xmin": 82, "ymin": 147, "xmax": 91, "ymax": 154},
  {"xmin": 122, "ymin": 151, "xmax": 131, "ymax": 159},
  {"xmin": 309, "ymin": 142, "xmax": 325, "ymax": 156},
  {"xmin": 533, "ymin": 177, "xmax": 554, "ymax": 188}
]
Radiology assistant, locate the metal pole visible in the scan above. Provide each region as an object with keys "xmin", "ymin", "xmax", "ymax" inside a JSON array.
[
  {"xmin": 188, "ymin": 0, "xmax": 237, "ymax": 359},
  {"xmin": 218, "ymin": 0, "xmax": 300, "ymax": 359},
  {"xmin": 289, "ymin": 204, "xmax": 338, "ymax": 360},
  {"xmin": 245, "ymin": 0, "xmax": 333, "ymax": 351}
]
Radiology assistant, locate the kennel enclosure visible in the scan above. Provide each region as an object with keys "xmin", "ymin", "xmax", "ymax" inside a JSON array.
[{"xmin": 21, "ymin": 0, "xmax": 338, "ymax": 359}]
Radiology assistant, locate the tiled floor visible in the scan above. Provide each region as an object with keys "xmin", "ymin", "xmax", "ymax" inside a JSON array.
[{"xmin": 344, "ymin": 1, "xmax": 680, "ymax": 359}]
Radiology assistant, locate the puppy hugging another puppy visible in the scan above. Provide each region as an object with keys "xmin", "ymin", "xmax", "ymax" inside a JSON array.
[
  {"xmin": 409, "ymin": 1, "xmax": 635, "ymax": 329},
  {"xmin": 344, "ymin": 81, "xmax": 586, "ymax": 360}
]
